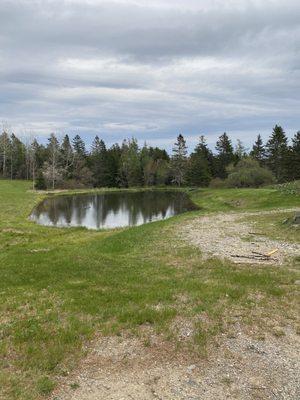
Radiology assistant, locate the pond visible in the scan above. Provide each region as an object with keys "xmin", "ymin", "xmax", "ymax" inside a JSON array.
[{"xmin": 30, "ymin": 191, "xmax": 198, "ymax": 230}]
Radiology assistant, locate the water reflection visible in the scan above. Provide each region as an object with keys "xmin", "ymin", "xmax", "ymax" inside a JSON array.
[{"xmin": 30, "ymin": 191, "xmax": 198, "ymax": 230}]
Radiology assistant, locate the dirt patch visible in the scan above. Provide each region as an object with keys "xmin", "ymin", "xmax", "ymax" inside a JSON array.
[
  {"xmin": 1, "ymin": 228, "xmax": 25, "ymax": 235},
  {"xmin": 29, "ymin": 248, "xmax": 51, "ymax": 253},
  {"xmin": 52, "ymin": 324, "xmax": 300, "ymax": 400},
  {"xmin": 181, "ymin": 209, "xmax": 300, "ymax": 264}
]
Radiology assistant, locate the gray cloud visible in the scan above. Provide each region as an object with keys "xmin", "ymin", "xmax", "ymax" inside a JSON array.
[{"xmin": 0, "ymin": 0, "xmax": 299, "ymax": 150}]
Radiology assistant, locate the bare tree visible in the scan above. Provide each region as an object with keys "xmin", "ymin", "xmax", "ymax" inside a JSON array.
[
  {"xmin": 0, "ymin": 122, "xmax": 12, "ymax": 178},
  {"xmin": 47, "ymin": 133, "xmax": 61, "ymax": 189},
  {"xmin": 22, "ymin": 130, "xmax": 37, "ymax": 188}
]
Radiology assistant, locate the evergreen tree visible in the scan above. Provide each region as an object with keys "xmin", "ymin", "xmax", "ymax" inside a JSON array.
[
  {"xmin": 140, "ymin": 144, "xmax": 170, "ymax": 186},
  {"xmin": 61, "ymin": 135, "xmax": 74, "ymax": 179},
  {"xmin": 265, "ymin": 125, "xmax": 289, "ymax": 182},
  {"xmin": 215, "ymin": 132, "xmax": 234, "ymax": 179},
  {"xmin": 72, "ymin": 134, "xmax": 86, "ymax": 158},
  {"xmin": 45, "ymin": 133, "xmax": 61, "ymax": 189},
  {"xmin": 289, "ymin": 131, "xmax": 300, "ymax": 180},
  {"xmin": 156, "ymin": 159, "xmax": 170, "ymax": 185},
  {"xmin": 119, "ymin": 138, "xmax": 142, "ymax": 187},
  {"xmin": 35, "ymin": 170, "xmax": 47, "ymax": 190},
  {"xmin": 186, "ymin": 136, "xmax": 212, "ymax": 186},
  {"xmin": 250, "ymin": 134, "xmax": 265, "ymax": 165},
  {"xmin": 10, "ymin": 134, "xmax": 26, "ymax": 179},
  {"xmin": 0, "ymin": 125, "xmax": 298, "ymax": 188},
  {"xmin": 149, "ymin": 147, "xmax": 169, "ymax": 162},
  {"xmin": 72, "ymin": 134, "xmax": 88, "ymax": 182},
  {"xmin": 91, "ymin": 136, "xmax": 109, "ymax": 187},
  {"xmin": 106, "ymin": 144, "xmax": 121, "ymax": 187},
  {"xmin": 31, "ymin": 139, "xmax": 46, "ymax": 171},
  {"xmin": 140, "ymin": 144, "xmax": 153, "ymax": 186},
  {"xmin": 171, "ymin": 134, "xmax": 188, "ymax": 186}
]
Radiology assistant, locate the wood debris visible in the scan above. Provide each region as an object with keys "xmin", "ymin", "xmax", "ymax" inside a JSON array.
[{"xmin": 231, "ymin": 248, "xmax": 279, "ymax": 261}]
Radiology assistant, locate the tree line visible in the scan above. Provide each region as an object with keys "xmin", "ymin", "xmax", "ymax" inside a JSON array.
[{"xmin": 0, "ymin": 125, "xmax": 299, "ymax": 190}]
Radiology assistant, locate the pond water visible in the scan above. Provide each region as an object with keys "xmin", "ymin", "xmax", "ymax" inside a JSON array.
[{"xmin": 30, "ymin": 191, "xmax": 198, "ymax": 230}]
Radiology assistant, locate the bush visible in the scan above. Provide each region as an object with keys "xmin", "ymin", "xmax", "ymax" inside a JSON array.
[
  {"xmin": 57, "ymin": 179, "xmax": 91, "ymax": 190},
  {"xmin": 34, "ymin": 171, "xmax": 47, "ymax": 190},
  {"xmin": 209, "ymin": 177, "xmax": 227, "ymax": 188},
  {"xmin": 225, "ymin": 158, "xmax": 275, "ymax": 188},
  {"xmin": 275, "ymin": 180, "xmax": 300, "ymax": 195}
]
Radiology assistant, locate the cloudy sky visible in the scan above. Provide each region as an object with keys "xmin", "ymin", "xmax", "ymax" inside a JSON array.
[{"xmin": 1, "ymin": 0, "xmax": 299, "ymax": 150}]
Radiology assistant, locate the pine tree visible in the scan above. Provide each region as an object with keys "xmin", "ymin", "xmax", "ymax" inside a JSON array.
[
  {"xmin": 46, "ymin": 133, "xmax": 61, "ymax": 189},
  {"xmin": 265, "ymin": 125, "xmax": 289, "ymax": 182},
  {"xmin": 91, "ymin": 136, "xmax": 109, "ymax": 187},
  {"xmin": 106, "ymin": 144, "xmax": 121, "ymax": 187},
  {"xmin": 72, "ymin": 134, "xmax": 86, "ymax": 158},
  {"xmin": 250, "ymin": 134, "xmax": 265, "ymax": 165},
  {"xmin": 35, "ymin": 170, "xmax": 47, "ymax": 190},
  {"xmin": 215, "ymin": 132, "xmax": 234, "ymax": 179},
  {"xmin": 289, "ymin": 131, "xmax": 300, "ymax": 180},
  {"xmin": 171, "ymin": 134, "xmax": 188, "ymax": 186},
  {"xmin": 119, "ymin": 138, "xmax": 142, "ymax": 187},
  {"xmin": 61, "ymin": 135, "xmax": 74, "ymax": 179},
  {"xmin": 140, "ymin": 144, "xmax": 153, "ymax": 186},
  {"xmin": 186, "ymin": 136, "xmax": 212, "ymax": 186},
  {"xmin": 72, "ymin": 134, "xmax": 87, "ymax": 182},
  {"xmin": 10, "ymin": 134, "xmax": 26, "ymax": 179},
  {"xmin": 1, "ymin": 124, "xmax": 299, "ymax": 188}
]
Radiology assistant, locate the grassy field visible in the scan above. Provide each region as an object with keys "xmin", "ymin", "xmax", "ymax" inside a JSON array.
[{"xmin": 0, "ymin": 180, "xmax": 299, "ymax": 399}]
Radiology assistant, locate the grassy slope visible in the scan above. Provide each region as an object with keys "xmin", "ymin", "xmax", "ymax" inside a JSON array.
[
  {"xmin": 190, "ymin": 187, "xmax": 300, "ymax": 212},
  {"xmin": 0, "ymin": 181, "xmax": 299, "ymax": 399}
]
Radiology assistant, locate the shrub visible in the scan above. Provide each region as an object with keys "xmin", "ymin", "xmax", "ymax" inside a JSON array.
[
  {"xmin": 209, "ymin": 177, "xmax": 227, "ymax": 188},
  {"xmin": 225, "ymin": 158, "xmax": 275, "ymax": 188},
  {"xmin": 58, "ymin": 179, "xmax": 91, "ymax": 189},
  {"xmin": 34, "ymin": 171, "xmax": 47, "ymax": 190},
  {"xmin": 275, "ymin": 180, "xmax": 300, "ymax": 195}
]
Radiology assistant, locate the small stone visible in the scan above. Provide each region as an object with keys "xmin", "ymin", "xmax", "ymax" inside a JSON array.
[
  {"xmin": 187, "ymin": 379, "xmax": 198, "ymax": 387},
  {"xmin": 293, "ymin": 212, "xmax": 300, "ymax": 225},
  {"xmin": 187, "ymin": 364, "xmax": 197, "ymax": 373}
]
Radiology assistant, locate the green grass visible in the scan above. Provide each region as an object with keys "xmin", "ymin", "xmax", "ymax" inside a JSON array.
[
  {"xmin": 274, "ymin": 180, "xmax": 300, "ymax": 195},
  {"xmin": 242, "ymin": 211, "xmax": 300, "ymax": 244},
  {"xmin": 189, "ymin": 187, "xmax": 300, "ymax": 212},
  {"xmin": 0, "ymin": 180, "xmax": 299, "ymax": 399}
]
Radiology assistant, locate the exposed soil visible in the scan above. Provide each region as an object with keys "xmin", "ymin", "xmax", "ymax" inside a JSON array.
[
  {"xmin": 53, "ymin": 325, "xmax": 300, "ymax": 400},
  {"xmin": 182, "ymin": 209, "xmax": 300, "ymax": 264}
]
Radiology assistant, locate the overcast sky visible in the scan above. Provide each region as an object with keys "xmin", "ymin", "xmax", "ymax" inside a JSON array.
[{"xmin": 1, "ymin": 0, "xmax": 299, "ymax": 150}]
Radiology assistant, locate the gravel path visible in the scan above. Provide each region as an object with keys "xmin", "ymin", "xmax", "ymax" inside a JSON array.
[
  {"xmin": 182, "ymin": 209, "xmax": 300, "ymax": 264},
  {"xmin": 53, "ymin": 326, "xmax": 300, "ymax": 400}
]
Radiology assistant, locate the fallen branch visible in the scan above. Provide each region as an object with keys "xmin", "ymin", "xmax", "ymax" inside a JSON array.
[
  {"xmin": 230, "ymin": 254, "xmax": 269, "ymax": 260},
  {"xmin": 252, "ymin": 248, "xmax": 278, "ymax": 258}
]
